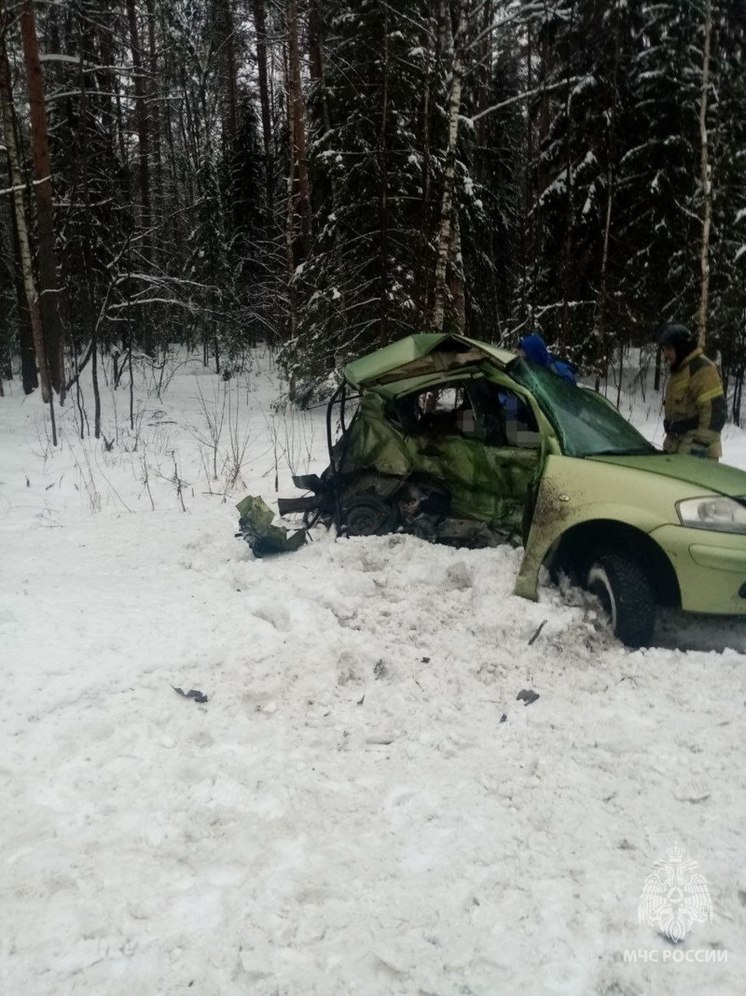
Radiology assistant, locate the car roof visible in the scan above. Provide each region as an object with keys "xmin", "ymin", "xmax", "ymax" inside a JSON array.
[{"xmin": 343, "ymin": 333, "xmax": 514, "ymax": 390}]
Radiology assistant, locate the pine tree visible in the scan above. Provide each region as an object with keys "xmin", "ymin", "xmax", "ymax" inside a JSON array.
[
  {"xmin": 620, "ymin": 1, "xmax": 704, "ymax": 328},
  {"xmin": 462, "ymin": 7, "xmax": 524, "ymax": 342},
  {"xmin": 702, "ymin": 0, "xmax": 746, "ymax": 391},
  {"xmin": 285, "ymin": 0, "xmax": 439, "ymax": 383}
]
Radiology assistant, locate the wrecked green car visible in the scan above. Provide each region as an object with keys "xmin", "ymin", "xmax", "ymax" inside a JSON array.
[{"xmin": 239, "ymin": 333, "xmax": 746, "ymax": 647}]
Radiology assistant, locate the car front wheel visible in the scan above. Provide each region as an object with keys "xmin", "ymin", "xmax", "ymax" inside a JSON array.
[
  {"xmin": 585, "ymin": 549, "xmax": 655, "ymax": 648},
  {"xmin": 342, "ymin": 494, "xmax": 400, "ymax": 537}
]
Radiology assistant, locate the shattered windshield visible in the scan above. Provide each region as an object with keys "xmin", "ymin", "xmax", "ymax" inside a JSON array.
[{"xmin": 509, "ymin": 359, "xmax": 656, "ymax": 458}]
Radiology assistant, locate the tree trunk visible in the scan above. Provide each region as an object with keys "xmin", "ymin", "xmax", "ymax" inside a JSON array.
[
  {"xmin": 126, "ymin": 0, "xmax": 152, "ymax": 354},
  {"xmin": 285, "ymin": 37, "xmax": 298, "ymax": 350},
  {"xmin": 77, "ymin": 29, "xmax": 101, "ymax": 437},
  {"xmin": 5, "ymin": 161, "xmax": 37, "ymax": 393},
  {"xmin": 448, "ymin": 212, "xmax": 466, "ymax": 332},
  {"xmin": 18, "ymin": 0, "xmax": 64, "ymax": 395},
  {"xmin": 696, "ymin": 0, "xmax": 713, "ymax": 349},
  {"xmin": 416, "ymin": 12, "xmax": 436, "ymax": 321},
  {"xmin": 379, "ymin": 4, "xmax": 390, "ymax": 342},
  {"xmin": 251, "ymin": 0, "xmax": 274, "ymax": 220},
  {"xmin": 559, "ymin": 1, "xmax": 578, "ymax": 348},
  {"xmin": 308, "ymin": 0, "xmax": 323, "ymax": 83},
  {"xmin": 594, "ymin": 3, "xmax": 621, "ymax": 389},
  {"xmin": 287, "ymin": 0, "xmax": 312, "ymax": 257},
  {"xmin": 431, "ymin": 0, "xmax": 467, "ymax": 332},
  {"xmin": 0, "ymin": 27, "xmax": 50, "ymax": 403},
  {"xmin": 732, "ymin": 365, "xmax": 743, "ymax": 427},
  {"xmin": 522, "ymin": 22, "xmax": 533, "ymax": 323},
  {"xmin": 126, "ymin": 0, "xmax": 151, "ymax": 234},
  {"xmin": 594, "ymin": 180, "xmax": 614, "ymax": 391},
  {"xmin": 221, "ymin": 0, "xmax": 238, "ymax": 144},
  {"xmin": 16, "ymin": 276, "xmax": 37, "ymax": 394},
  {"xmin": 160, "ymin": 29, "xmax": 180, "ymax": 241},
  {"xmin": 308, "ymin": 0, "xmax": 334, "ymax": 139},
  {"xmin": 145, "ymin": 0, "xmax": 164, "ymax": 248}
]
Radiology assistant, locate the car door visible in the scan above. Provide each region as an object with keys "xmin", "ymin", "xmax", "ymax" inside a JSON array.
[{"xmin": 401, "ymin": 376, "xmax": 544, "ymax": 532}]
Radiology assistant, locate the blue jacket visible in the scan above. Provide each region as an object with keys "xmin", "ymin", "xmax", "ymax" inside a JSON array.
[{"xmin": 518, "ymin": 333, "xmax": 576, "ymax": 385}]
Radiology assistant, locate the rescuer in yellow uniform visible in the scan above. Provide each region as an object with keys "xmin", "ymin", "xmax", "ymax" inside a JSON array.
[{"xmin": 657, "ymin": 324, "xmax": 726, "ymax": 460}]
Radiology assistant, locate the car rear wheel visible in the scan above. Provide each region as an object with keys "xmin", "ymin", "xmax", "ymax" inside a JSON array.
[{"xmin": 585, "ymin": 549, "xmax": 655, "ymax": 648}]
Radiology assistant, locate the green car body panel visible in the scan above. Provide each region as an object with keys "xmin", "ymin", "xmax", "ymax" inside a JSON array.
[
  {"xmin": 514, "ymin": 452, "xmax": 746, "ymax": 613},
  {"xmin": 649, "ymin": 526, "xmax": 746, "ymax": 613}
]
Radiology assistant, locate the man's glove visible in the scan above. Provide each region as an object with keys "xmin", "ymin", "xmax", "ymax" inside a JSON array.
[{"xmin": 689, "ymin": 436, "xmax": 710, "ymax": 459}]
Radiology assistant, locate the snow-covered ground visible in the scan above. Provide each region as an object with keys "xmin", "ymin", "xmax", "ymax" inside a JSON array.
[{"xmin": 1, "ymin": 350, "xmax": 745, "ymax": 995}]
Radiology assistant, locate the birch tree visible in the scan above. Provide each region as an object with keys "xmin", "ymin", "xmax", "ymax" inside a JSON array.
[
  {"xmin": 696, "ymin": 0, "xmax": 713, "ymax": 348},
  {"xmin": 431, "ymin": 0, "xmax": 468, "ymax": 332}
]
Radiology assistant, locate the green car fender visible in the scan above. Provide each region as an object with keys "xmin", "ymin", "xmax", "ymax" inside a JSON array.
[{"xmin": 514, "ymin": 455, "xmax": 694, "ymax": 599}]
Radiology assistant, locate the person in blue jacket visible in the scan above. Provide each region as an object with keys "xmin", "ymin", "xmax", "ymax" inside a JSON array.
[{"xmin": 517, "ymin": 332, "xmax": 577, "ymax": 385}]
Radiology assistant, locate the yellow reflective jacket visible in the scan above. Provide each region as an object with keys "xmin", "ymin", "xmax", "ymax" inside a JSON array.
[{"xmin": 663, "ymin": 348, "xmax": 726, "ymax": 460}]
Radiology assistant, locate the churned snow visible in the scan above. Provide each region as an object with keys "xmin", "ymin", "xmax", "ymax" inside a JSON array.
[{"xmin": 1, "ymin": 350, "xmax": 745, "ymax": 995}]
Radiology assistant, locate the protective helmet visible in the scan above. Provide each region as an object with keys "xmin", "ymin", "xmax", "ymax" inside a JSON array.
[
  {"xmin": 656, "ymin": 323, "xmax": 697, "ymax": 350},
  {"xmin": 656, "ymin": 324, "xmax": 698, "ymax": 366}
]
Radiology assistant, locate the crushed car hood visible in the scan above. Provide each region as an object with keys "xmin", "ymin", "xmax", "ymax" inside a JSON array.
[{"xmin": 588, "ymin": 454, "xmax": 746, "ymax": 498}]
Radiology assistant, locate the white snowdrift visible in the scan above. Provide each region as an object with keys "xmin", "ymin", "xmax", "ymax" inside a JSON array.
[{"xmin": 1, "ymin": 351, "xmax": 744, "ymax": 995}]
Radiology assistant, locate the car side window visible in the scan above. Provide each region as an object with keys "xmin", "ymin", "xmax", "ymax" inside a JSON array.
[
  {"xmin": 500, "ymin": 389, "xmax": 541, "ymax": 449},
  {"xmin": 391, "ymin": 379, "xmax": 540, "ymax": 450},
  {"xmin": 392, "ymin": 384, "xmax": 478, "ymax": 438},
  {"xmin": 464, "ymin": 378, "xmax": 506, "ymax": 445},
  {"xmin": 465, "ymin": 379, "xmax": 541, "ymax": 449},
  {"xmin": 417, "ymin": 386, "xmax": 476, "ymax": 436}
]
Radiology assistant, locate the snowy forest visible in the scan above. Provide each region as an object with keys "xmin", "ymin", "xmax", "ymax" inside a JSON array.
[
  {"xmin": 4, "ymin": 6, "xmax": 746, "ymax": 988},
  {"xmin": 1, "ymin": 0, "xmax": 745, "ymax": 431}
]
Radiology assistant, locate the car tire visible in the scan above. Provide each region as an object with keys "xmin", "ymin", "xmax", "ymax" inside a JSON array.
[
  {"xmin": 342, "ymin": 494, "xmax": 400, "ymax": 537},
  {"xmin": 585, "ymin": 549, "xmax": 655, "ymax": 648}
]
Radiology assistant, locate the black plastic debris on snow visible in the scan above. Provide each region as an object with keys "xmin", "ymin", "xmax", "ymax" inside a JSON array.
[
  {"xmin": 516, "ymin": 689, "xmax": 540, "ymax": 706},
  {"xmin": 528, "ymin": 620, "xmax": 547, "ymax": 645},
  {"xmin": 172, "ymin": 686, "xmax": 208, "ymax": 704}
]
